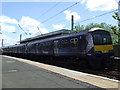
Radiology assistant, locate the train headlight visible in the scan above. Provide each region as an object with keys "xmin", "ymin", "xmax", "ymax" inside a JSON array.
[{"xmin": 87, "ymin": 54, "xmax": 92, "ymax": 56}]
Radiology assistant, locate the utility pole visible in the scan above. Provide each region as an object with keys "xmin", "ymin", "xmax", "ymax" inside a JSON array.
[
  {"xmin": 71, "ymin": 15, "xmax": 74, "ymax": 31},
  {"xmin": 2, "ymin": 39, "xmax": 3, "ymax": 47},
  {"xmin": 20, "ymin": 34, "xmax": 22, "ymax": 43}
]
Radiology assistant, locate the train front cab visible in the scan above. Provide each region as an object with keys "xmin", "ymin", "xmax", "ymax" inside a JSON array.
[{"xmin": 88, "ymin": 30, "xmax": 114, "ymax": 69}]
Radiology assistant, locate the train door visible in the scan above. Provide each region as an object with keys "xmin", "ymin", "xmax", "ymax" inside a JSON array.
[
  {"xmin": 35, "ymin": 43, "xmax": 38, "ymax": 55},
  {"xmin": 25, "ymin": 44, "xmax": 28, "ymax": 54},
  {"xmin": 80, "ymin": 35, "xmax": 88, "ymax": 52},
  {"xmin": 54, "ymin": 40, "xmax": 59, "ymax": 56}
]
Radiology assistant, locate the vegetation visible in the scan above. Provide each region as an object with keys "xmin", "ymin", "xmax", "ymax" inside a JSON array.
[
  {"xmin": 111, "ymin": 12, "xmax": 120, "ymax": 44},
  {"xmin": 73, "ymin": 22, "xmax": 118, "ymax": 45},
  {"xmin": 73, "ymin": 11, "xmax": 120, "ymax": 45}
]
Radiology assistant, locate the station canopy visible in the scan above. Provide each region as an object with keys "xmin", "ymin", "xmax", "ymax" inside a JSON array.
[{"xmin": 20, "ymin": 29, "xmax": 70, "ymax": 44}]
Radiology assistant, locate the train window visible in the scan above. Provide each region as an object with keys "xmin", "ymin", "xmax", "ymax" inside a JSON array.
[
  {"xmin": 93, "ymin": 34, "xmax": 102, "ymax": 45},
  {"xmin": 39, "ymin": 43, "xmax": 42, "ymax": 49},
  {"xmin": 42, "ymin": 42, "xmax": 51, "ymax": 50},
  {"xmin": 70, "ymin": 38, "xmax": 78, "ymax": 48},
  {"xmin": 45, "ymin": 42, "xmax": 51, "ymax": 49},
  {"xmin": 81, "ymin": 37, "xmax": 87, "ymax": 50},
  {"xmin": 54, "ymin": 40, "xmax": 59, "ymax": 48},
  {"xmin": 61, "ymin": 39, "xmax": 68, "ymax": 48},
  {"xmin": 102, "ymin": 34, "xmax": 112, "ymax": 44},
  {"xmin": 103, "ymin": 37, "xmax": 107, "ymax": 44},
  {"xmin": 36, "ymin": 43, "xmax": 38, "ymax": 48},
  {"xmin": 93, "ymin": 33, "xmax": 112, "ymax": 45},
  {"xmin": 42, "ymin": 43, "xmax": 46, "ymax": 49},
  {"xmin": 47, "ymin": 42, "xmax": 51, "ymax": 49},
  {"xmin": 29, "ymin": 45, "xmax": 32, "ymax": 51}
]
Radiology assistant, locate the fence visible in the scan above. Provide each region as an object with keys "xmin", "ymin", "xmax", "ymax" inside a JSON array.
[
  {"xmin": 113, "ymin": 45, "xmax": 120, "ymax": 57},
  {"xmin": 113, "ymin": 45, "xmax": 120, "ymax": 70}
]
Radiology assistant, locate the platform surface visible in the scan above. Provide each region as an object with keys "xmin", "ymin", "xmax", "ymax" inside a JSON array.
[{"xmin": 1, "ymin": 55, "xmax": 119, "ymax": 89}]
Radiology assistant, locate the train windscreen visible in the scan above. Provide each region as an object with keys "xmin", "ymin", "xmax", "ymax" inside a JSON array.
[{"xmin": 92, "ymin": 31, "xmax": 112, "ymax": 45}]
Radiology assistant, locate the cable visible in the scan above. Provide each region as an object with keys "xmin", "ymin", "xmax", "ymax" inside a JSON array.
[
  {"xmin": 10, "ymin": 16, "xmax": 30, "ymax": 35},
  {"xmin": 64, "ymin": 9, "xmax": 118, "ymax": 29},
  {"xmin": 16, "ymin": 1, "xmax": 120, "ymax": 35},
  {"xmin": 41, "ymin": 0, "xmax": 116, "ymax": 24},
  {"xmin": 18, "ymin": 24, "xmax": 28, "ymax": 35},
  {"xmin": 41, "ymin": 1, "xmax": 81, "ymax": 24},
  {"xmin": 46, "ymin": 0, "xmax": 116, "ymax": 29},
  {"xmin": 35, "ymin": 2, "xmax": 61, "ymax": 19},
  {"xmin": 54, "ymin": 19, "xmax": 66, "ymax": 24},
  {"xmin": 79, "ymin": 9, "xmax": 118, "ymax": 23}
]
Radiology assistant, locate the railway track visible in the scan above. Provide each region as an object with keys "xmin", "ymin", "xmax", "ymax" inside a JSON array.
[{"xmin": 57, "ymin": 63, "xmax": 120, "ymax": 81}]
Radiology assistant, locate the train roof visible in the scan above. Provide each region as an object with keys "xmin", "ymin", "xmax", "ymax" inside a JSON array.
[
  {"xmin": 2, "ymin": 27, "xmax": 108, "ymax": 48},
  {"xmin": 2, "ymin": 43, "xmax": 26, "ymax": 48},
  {"xmin": 77, "ymin": 27, "xmax": 105, "ymax": 33},
  {"xmin": 28, "ymin": 31, "xmax": 87, "ymax": 45},
  {"xmin": 88, "ymin": 27, "xmax": 104, "ymax": 32},
  {"xmin": 21, "ymin": 27, "xmax": 107, "ymax": 44},
  {"xmin": 20, "ymin": 29, "xmax": 70, "ymax": 44}
]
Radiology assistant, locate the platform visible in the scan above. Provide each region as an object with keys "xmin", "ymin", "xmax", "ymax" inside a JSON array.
[{"xmin": 1, "ymin": 55, "xmax": 120, "ymax": 89}]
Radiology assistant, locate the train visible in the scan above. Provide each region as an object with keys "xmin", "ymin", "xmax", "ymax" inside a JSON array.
[{"xmin": 2, "ymin": 27, "xmax": 114, "ymax": 69}]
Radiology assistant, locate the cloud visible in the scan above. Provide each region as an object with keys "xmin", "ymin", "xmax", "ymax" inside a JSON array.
[
  {"xmin": 52, "ymin": 24, "xmax": 65, "ymax": 30},
  {"xmin": 1, "ymin": 23, "xmax": 16, "ymax": 33},
  {"xmin": 0, "ymin": 15, "xmax": 48, "ymax": 35},
  {"xmin": 82, "ymin": 0, "xmax": 118, "ymax": 11},
  {"xmin": 0, "ymin": 16, "xmax": 18, "ymax": 47},
  {"xmin": 0, "ymin": 34, "xmax": 17, "ymax": 47},
  {"xmin": 0, "ymin": 15, "xmax": 49, "ymax": 46},
  {"xmin": 19, "ymin": 16, "xmax": 42, "ymax": 28},
  {"xmin": 64, "ymin": 10, "xmax": 80, "ymax": 21},
  {"xmin": 0, "ymin": 15, "xmax": 17, "ymax": 33},
  {"xmin": 81, "ymin": 0, "xmax": 86, "ymax": 4},
  {"xmin": 0, "ymin": 15, "xmax": 18, "ymax": 24},
  {"xmin": 19, "ymin": 16, "xmax": 48, "ymax": 36}
]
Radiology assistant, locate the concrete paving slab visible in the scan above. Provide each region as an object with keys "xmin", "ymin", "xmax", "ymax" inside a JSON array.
[{"xmin": 2, "ymin": 55, "xmax": 100, "ymax": 88}]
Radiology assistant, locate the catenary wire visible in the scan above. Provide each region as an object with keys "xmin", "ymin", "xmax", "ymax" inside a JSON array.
[
  {"xmin": 41, "ymin": 1, "xmax": 81, "ymax": 24},
  {"xmin": 35, "ymin": 2, "xmax": 61, "ymax": 19},
  {"xmin": 45, "ymin": 0, "xmax": 116, "ymax": 29},
  {"xmin": 64, "ymin": 9, "xmax": 118, "ymax": 29}
]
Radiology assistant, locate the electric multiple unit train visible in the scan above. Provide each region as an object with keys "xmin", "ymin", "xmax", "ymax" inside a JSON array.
[{"xmin": 2, "ymin": 28, "xmax": 114, "ymax": 69}]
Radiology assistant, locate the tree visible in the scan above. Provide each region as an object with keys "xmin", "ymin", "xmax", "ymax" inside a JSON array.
[
  {"xmin": 74, "ymin": 22, "xmax": 118, "ymax": 44},
  {"xmin": 111, "ymin": 12, "xmax": 120, "ymax": 44}
]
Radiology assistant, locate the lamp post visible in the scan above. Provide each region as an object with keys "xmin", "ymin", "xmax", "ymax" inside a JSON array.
[
  {"xmin": 20, "ymin": 34, "xmax": 22, "ymax": 42},
  {"xmin": 2, "ymin": 39, "xmax": 3, "ymax": 47},
  {"xmin": 71, "ymin": 15, "xmax": 74, "ymax": 31}
]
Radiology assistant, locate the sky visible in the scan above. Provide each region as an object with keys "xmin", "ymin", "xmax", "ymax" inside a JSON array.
[{"xmin": 0, "ymin": 0, "xmax": 119, "ymax": 47}]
